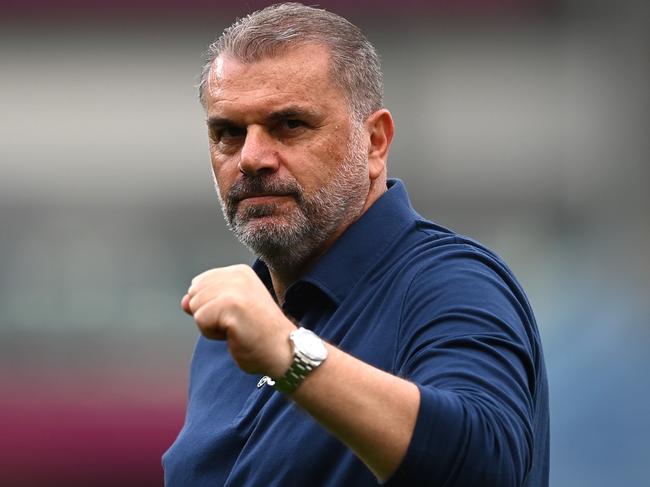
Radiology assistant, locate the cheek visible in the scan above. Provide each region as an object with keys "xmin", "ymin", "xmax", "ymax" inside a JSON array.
[
  {"xmin": 210, "ymin": 155, "xmax": 238, "ymax": 197},
  {"xmin": 321, "ymin": 127, "xmax": 352, "ymax": 161},
  {"xmin": 319, "ymin": 139, "xmax": 349, "ymax": 177},
  {"xmin": 293, "ymin": 138, "xmax": 346, "ymax": 183},
  {"xmin": 210, "ymin": 149, "xmax": 238, "ymax": 176}
]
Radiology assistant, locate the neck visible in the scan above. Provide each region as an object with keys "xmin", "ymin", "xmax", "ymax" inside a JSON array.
[
  {"xmin": 265, "ymin": 240, "xmax": 328, "ymax": 305},
  {"xmin": 269, "ymin": 270, "xmax": 291, "ymax": 305}
]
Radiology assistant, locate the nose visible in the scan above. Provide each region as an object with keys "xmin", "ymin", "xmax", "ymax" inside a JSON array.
[{"xmin": 238, "ymin": 125, "xmax": 280, "ymax": 176}]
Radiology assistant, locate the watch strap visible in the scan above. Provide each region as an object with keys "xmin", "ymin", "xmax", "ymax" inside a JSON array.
[{"xmin": 273, "ymin": 351, "xmax": 315, "ymax": 394}]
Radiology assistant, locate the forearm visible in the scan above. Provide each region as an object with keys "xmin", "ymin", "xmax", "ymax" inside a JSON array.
[{"xmin": 290, "ymin": 344, "xmax": 420, "ymax": 482}]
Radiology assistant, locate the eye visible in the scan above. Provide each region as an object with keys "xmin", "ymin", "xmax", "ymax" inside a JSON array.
[
  {"xmin": 209, "ymin": 124, "xmax": 246, "ymax": 145},
  {"xmin": 285, "ymin": 119, "xmax": 304, "ymax": 129},
  {"xmin": 208, "ymin": 124, "xmax": 246, "ymax": 155},
  {"xmin": 220, "ymin": 125, "xmax": 246, "ymax": 140},
  {"xmin": 270, "ymin": 117, "xmax": 308, "ymax": 139}
]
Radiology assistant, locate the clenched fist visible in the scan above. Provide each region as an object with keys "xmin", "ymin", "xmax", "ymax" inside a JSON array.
[{"xmin": 182, "ymin": 264, "xmax": 295, "ymax": 378}]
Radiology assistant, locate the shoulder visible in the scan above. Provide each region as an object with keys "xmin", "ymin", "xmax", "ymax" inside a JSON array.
[
  {"xmin": 402, "ymin": 219, "xmax": 527, "ymax": 304},
  {"xmin": 393, "ymin": 221, "xmax": 539, "ymax": 357},
  {"xmin": 388, "ymin": 218, "xmax": 523, "ymax": 300}
]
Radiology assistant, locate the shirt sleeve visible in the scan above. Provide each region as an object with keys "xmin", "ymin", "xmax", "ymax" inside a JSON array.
[{"xmin": 385, "ymin": 243, "xmax": 539, "ymax": 486}]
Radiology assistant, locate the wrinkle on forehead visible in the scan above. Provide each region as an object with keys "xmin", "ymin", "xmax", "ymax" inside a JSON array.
[
  {"xmin": 206, "ymin": 44, "xmax": 333, "ymax": 99},
  {"xmin": 203, "ymin": 45, "xmax": 353, "ymax": 128}
]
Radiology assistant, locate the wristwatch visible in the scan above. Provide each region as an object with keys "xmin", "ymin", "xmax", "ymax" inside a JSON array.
[{"xmin": 273, "ymin": 327, "xmax": 328, "ymax": 394}]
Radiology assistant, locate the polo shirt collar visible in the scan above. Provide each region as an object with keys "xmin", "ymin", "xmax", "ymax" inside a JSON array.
[{"xmin": 253, "ymin": 179, "xmax": 418, "ymax": 307}]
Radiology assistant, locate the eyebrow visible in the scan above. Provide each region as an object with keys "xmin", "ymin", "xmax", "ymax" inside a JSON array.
[
  {"xmin": 206, "ymin": 116, "xmax": 236, "ymax": 128},
  {"xmin": 267, "ymin": 106, "xmax": 319, "ymax": 121},
  {"xmin": 206, "ymin": 105, "xmax": 320, "ymax": 128}
]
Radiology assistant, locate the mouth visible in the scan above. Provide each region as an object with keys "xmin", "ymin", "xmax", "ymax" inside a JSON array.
[{"xmin": 237, "ymin": 193, "xmax": 294, "ymax": 204}]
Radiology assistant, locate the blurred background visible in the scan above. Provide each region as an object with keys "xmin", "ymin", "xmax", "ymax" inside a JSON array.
[{"xmin": 1, "ymin": 0, "xmax": 648, "ymax": 485}]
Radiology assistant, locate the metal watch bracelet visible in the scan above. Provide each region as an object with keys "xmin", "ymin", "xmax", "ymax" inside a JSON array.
[{"xmin": 273, "ymin": 352, "xmax": 315, "ymax": 394}]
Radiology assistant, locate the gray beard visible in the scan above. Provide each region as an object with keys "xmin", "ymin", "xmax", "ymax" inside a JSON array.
[{"xmin": 217, "ymin": 128, "xmax": 369, "ymax": 271}]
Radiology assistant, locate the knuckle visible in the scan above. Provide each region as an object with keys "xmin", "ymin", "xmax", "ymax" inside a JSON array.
[
  {"xmin": 194, "ymin": 306, "xmax": 216, "ymax": 331},
  {"xmin": 232, "ymin": 263, "xmax": 251, "ymax": 275},
  {"xmin": 192, "ymin": 268, "xmax": 218, "ymax": 285},
  {"xmin": 193, "ymin": 307, "xmax": 207, "ymax": 327},
  {"xmin": 218, "ymin": 290, "xmax": 242, "ymax": 310},
  {"xmin": 188, "ymin": 294, "xmax": 200, "ymax": 312}
]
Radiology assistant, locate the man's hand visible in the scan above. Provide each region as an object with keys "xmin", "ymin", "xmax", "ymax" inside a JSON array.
[{"xmin": 182, "ymin": 264, "xmax": 295, "ymax": 377}]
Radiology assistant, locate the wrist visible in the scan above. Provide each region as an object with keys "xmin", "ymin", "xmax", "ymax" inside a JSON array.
[
  {"xmin": 272, "ymin": 327, "xmax": 328, "ymax": 394},
  {"xmin": 265, "ymin": 320, "xmax": 297, "ymax": 378}
]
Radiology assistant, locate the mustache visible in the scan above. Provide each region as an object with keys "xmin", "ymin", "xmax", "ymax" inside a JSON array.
[{"xmin": 227, "ymin": 176, "xmax": 303, "ymax": 204}]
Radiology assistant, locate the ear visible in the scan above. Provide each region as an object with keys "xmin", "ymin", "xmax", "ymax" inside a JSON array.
[{"xmin": 365, "ymin": 109, "xmax": 394, "ymax": 181}]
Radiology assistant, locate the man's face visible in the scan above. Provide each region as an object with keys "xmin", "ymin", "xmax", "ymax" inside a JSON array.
[{"xmin": 203, "ymin": 44, "xmax": 370, "ymax": 269}]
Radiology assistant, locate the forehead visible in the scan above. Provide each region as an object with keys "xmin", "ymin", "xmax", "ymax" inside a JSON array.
[{"xmin": 204, "ymin": 44, "xmax": 347, "ymax": 119}]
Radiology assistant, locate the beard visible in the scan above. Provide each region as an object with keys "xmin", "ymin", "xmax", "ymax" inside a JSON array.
[{"xmin": 216, "ymin": 126, "xmax": 369, "ymax": 271}]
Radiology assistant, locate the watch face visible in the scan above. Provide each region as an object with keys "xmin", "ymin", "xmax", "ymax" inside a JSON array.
[{"xmin": 292, "ymin": 328, "xmax": 328, "ymax": 362}]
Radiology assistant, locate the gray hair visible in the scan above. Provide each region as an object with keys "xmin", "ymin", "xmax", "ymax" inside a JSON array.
[{"xmin": 197, "ymin": 2, "xmax": 383, "ymax": 122}]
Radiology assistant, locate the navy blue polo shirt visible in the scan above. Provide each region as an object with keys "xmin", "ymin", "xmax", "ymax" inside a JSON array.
[{"xmin": 163, "ymin": 179, "xmax": 549, "ymax": 486}]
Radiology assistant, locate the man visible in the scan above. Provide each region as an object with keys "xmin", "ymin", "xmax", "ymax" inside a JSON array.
[{"xmin": 163, "ymin": 3, "xmax": 549, "ymax": 486}]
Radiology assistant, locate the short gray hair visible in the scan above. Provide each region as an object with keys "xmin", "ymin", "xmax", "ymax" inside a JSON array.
[{"xmin": 197, "ymin": 2, "xmax": 383, "ymax": 122}]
